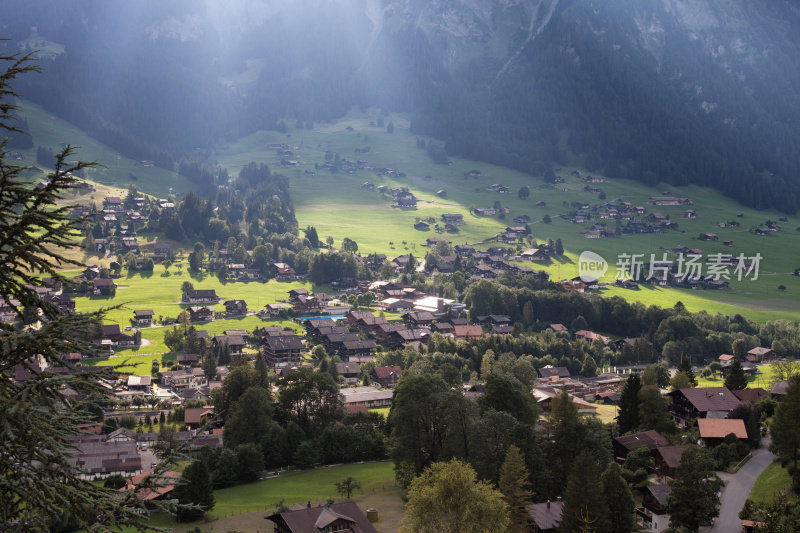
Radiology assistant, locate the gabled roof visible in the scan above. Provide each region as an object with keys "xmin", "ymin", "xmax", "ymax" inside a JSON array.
[
  {"xmin": 526, "ymin": 500, "xmax": 564, "ymax": 531},
  {"xmin": 698, "ymin": 418, "xmax": 748, "ymax": 439},
  {"xmin": 656, "ymin": 445, "xmax": 688, "ymax": 468},
  {"xmin": 672, "ymin": 387, "xmax": 741, "ymax": 413},
  {"xmin": 614, "ymin": 430, "xmax": 670, "ymax": 453},
  {"xmin": 373, "ymin": 366, "xmax": 402, "ymax": 380},
  {"xmin": 732, "ymin": 388, "xmax": 769, "ymax": 403},
  {"xmin": 537, "ymin": 366, "xmax": 570, "ymax": 379},
  {"xmin": 718, "ymin": 354, "xmax": 735, "ymax": 361},
  {"xmin": 267, "ymin": 502, "xmax": 377, "ymax": 533},
  {"xmin": 748, "ymin": 347, "xmax": 773, "ymax": 355},
  {"xmin": 645, "ymin": 484, "xmax": 672, "ymax": 508},
  {"xmin": 772, "ymin": 380, "xmax": 790, "ymax": 395}
]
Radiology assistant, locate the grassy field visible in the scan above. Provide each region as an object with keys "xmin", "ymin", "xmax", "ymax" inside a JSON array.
[
  {"xmin": 213, "ymin": 108, "xmax": 800, "ymax": 321},
  {"xmin": 19, "ymin": 97, "xmax": 800, "ymax": 321},
  {"xmin": 749, "ymin": 460, "xmax": 794, "ymax": 506},
  {"xmin": 695, "ymin": 363, "xmax": 779, "ymax": 390}
]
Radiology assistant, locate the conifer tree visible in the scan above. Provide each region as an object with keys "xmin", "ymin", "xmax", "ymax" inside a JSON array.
[
  {"xmin": 498, "ymin": 445, "xmax": 532, "ymax": 532},
  {"xmin": 724, "ymin": 357, "xmax": 749, "ymax": 390},
  {"xmin": 600, "ymin": 462, "xmax": 634, "ymax": 533},
  {"xmin": 174, "ymin": 459, "xmax": 215, "ymax": 522},
  {"xmin": 678, "ymin": 357, "xmax": 697, "ymax": 386},
  {"xmin": 0, "ymin": 52, "xmax": 185, "ymax": 530},
  {"xmin": 616, "ymin": 373, "xmax": 641, "ymax": 434},
  {"xmin": 560, "ymin": 450, "xmax": 610, "ymax": 533}
]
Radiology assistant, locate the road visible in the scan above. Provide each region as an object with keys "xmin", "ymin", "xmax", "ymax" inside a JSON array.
[{"xmin": 710, "ymin": 438, "xmax": 775, "ymax": 533}]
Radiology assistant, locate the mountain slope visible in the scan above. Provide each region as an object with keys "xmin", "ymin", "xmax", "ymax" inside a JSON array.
[{"xmin": 4, "ymin": 0, "xmax": 800, "ymax": 211}]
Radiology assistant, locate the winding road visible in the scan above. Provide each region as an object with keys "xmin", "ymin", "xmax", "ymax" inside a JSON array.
[{"xmin": 709, "ymin": 438, "xmax": 774, "ymax": 533}]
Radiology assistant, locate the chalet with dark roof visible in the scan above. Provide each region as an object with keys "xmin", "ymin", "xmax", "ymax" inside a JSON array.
[
  {"xmin": 223, "ymin": 299, "xmax": 247, "ymax": 317},
  {"xmin": 654, "ymin": 445, "xmax": 688, "ymax": 478},
  {"xmin": 613, "ymin": 430, "xmax": 670, "ymax": 461},
  {"xmin": 263, "ymin": 335, "xmax": 304, "ymax": 367},
  {"xmin": 747, "ymin": 347, "xmax": 777, "ymax": 362},
  {"xmin": 267, "ymin": 501, "xmax": 377, "ymax": 533},
  {"xmin": 187, "ymin": 306, "xmax": 214, "ymax": 322},
  {"xmin": 537, "ymin": 366, "xmax": 570, "ymax": 380},
  {"xmin": 372, "ymin": 365, "xmax": 402, "ymax": 388},
  {"xmin": 132, "ymin": 309, "xmax": 154, "ymax": 326},
  {"xmin": 213, "ymin": 335, "xmax": 246, "ymax": 356},
  {"xmin": 101, "ymin": 324, "xmax": 136, "ymax": 347},
  {"xmin": 526, "ymin": 500, "xmax": 564, "ymax": 532},
  {"xmin": 669, "ymin": 387, "xmax": 741, "ymax": 425},
  {"xmin": 183, "ymin": 289, "xmax": 220, "ymax": 304},
  {"xmin": 402, "ymin": 310, "xmax": 435, "ymax": 328},
  {"xmin": 335, "ymin": 362, "xmax": 362, "ymax": 384},
  {"xmin": 637, "ymin": 484, "xmax": 672, "ymax": 532}
]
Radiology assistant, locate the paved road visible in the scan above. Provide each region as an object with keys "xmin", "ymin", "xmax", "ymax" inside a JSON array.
[{"xmin": 710, "ymin": 438, "xmax": 775, "ymax": 533}]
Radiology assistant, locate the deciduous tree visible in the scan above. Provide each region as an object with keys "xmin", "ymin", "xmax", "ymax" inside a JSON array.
[
  {"xmin": 667, "ymin": 447, "xmax": 724, "ymax": 532},
  {"xmin": 399, "ymin": 459, "xmax": 509, "ymax": 533}
]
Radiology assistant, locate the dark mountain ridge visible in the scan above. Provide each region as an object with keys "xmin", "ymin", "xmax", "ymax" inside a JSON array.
[{"xmin": 3, "ymin": 0, "xmax": 800, "ymax": 211}]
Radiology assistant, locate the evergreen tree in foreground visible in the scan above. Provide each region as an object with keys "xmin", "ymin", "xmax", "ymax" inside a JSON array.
[
  {"xmin": 498, "ymin": 445, "xmax": 532, "ymax": 532},
  {"xmin": 560, "ymin": 450, "xmax": 610, "ymax": 533},
  {"xmin": 0, "ymin": 51, "xmax": 187, "ymax": 530}
]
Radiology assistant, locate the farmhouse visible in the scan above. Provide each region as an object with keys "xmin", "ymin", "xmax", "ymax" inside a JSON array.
[
  {"xmin": 223, "ymin": 299, "xmax": 247, "ymax": 317},
  {"xmin": 267, "ymin": 501, "xmax": 378, "ymax": 533},
  {"xmin": 747, "ymin": 347, "xmax": 777, "ymax": 362},
  {"xmin": 182, "ymin": 289, "xmax": 220, "ymax": 304},
  {"xmin": 187, "ymin": 306, "xmax": 214, "ymax": 322},
  {"xmin": 669, "ymin": 387, "xmax": 741, "ymax": 425},
  {"xmin": 133, "ymin": 309, "xmax": 154, "ymax": 326},
  {"xmin": 340, "ymin": 386, "xmax": 394, "ymax": 409}
]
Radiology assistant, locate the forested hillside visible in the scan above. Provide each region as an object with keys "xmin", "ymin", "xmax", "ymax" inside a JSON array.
[{"xmin": 4, "ymin": 0, "xmax": 800, "ymax": 210}]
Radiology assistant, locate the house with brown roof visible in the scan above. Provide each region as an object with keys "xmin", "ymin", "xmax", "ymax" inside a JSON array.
[
  {"xmin": 122, "ymin": 469, "xmax": 181, "ymax": 504},
  {"xmin": 747, "ymin": 347, "xmax": 777, "ymax": 362},
  {"xmin": 771, "ymin": 380, "xmax": 790, "ymax": 398},
  {"xmin": 182, "ymin": 289, "xmax": 220, "ymax": 304},
  {"xmin": 133, "ymin": 310, "xmax": 154, "ymax": 326},
  {"xmin": 549, "ymin": 323, "xmax": 567, "ymax": 333},
  {"xmin": 372, "ymin": 365, "xmax": 402, "ymax": 388},
  {"xmin": 187, "ymin": 306, "xmax": 215, "ymax": 322},
  {"xmin": 732, "ymin": 388, "xmax": 769, "ymax": 403},
  {"xmin": 526, "ymin": 500, "xmax": 564, "ymax": 532},
  {"xmin": 669, "ymin": 387, "xmax": 741, "ymax": 425},
  {"xmin": 697, "ymin": 418, "xmax": 748, "ymax": 446},
  {"xmin": 267, "ymin": 501, "xmax": 378, "ymax": 533},
  {"xmin": 654, "ymin": 445, "xmax": 688, "ymax": 478},
  {"xmin": 335, "ymin": 362, "xmax": 362, "ymax": 384},
  {"xmin": 537, "ymin": 366, "xmax": 570, "ymax": 380},
  {"xmin": 183, "ymin": 407, "xmax": 215, "ymax": 429},
  {"xmin": 718, "ymin": 354, "xmax": 735, "ymax": 367},
  {"xmin": 613, "ymin": 430, "xmax": 670, "ymax": 461},
  {"xmin": 453, "ymin": 324, "xmax": 483, "ymax": 341}
]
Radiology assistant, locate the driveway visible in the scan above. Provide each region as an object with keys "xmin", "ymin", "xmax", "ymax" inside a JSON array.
[{"xmin": 710, "ymin": 438, "xmax": 775, "ymax": 533}]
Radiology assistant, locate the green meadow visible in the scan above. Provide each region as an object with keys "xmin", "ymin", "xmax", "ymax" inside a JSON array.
[
  {"xmin": 214, "ymin": 109, "xmax": 800, "ymax": 321},
  {"xmin": 18, "ymin": 97, "xmax": 800, "ymax": 322}
]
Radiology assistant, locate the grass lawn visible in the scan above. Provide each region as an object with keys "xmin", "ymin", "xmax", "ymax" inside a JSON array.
[
  {"xmin": 214, "ymin": 109, "xmax": 800, "ymax": 321},
  {"xmin": 121, "ymin": 461, "xmax": 398, "ymax": 531},
  {"xmin": 20, "ymin": 97, "xmax": 800, "ymax": 321},
  {"xmin": 749, "ymin": 460, "xmax": 795, "ymax": 506},
  {"xmin": 591, "ymin": 404, "xmax": 618, "ymax": 424},
  {"xmin": 696, "ymin": 363, "xmax": 779, "ymax": 390}
]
